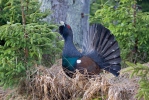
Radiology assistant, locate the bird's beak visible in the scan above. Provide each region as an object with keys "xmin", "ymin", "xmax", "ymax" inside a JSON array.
[{"xmin": 60, "ymin": 21, "xmax": 65, "ymax": 26}]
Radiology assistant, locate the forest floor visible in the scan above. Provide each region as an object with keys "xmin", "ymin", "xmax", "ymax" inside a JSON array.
[{"xmin": 0, "ymin": 60, "xmax": 148, "ymax": 100}]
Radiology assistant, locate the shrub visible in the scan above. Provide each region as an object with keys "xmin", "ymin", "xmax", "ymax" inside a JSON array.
[
  {"xmin": 90, "ymin": 0, "xmax": 149, "ymax": 63},
  {"xmin": 0, "ymin": 0, "xmax": 63, "ymax": 88}
]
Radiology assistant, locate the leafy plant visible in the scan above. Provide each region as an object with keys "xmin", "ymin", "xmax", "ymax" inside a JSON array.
[
  {"xmin": 90, "ymin": 1, "xmax": 149, "ymax": 99},
  {"xmin": 0, "ymin": 0, "xmax": 63, "ymax": 88},
  {"xmin": 90, "ymin": 0, "xmax": 116, "ymax": 17},
  {"xmin": 137, "ymin": 0, "xmax": 149, "ymax": 12},
  {"xmin": 90, "ymin": 0, "xmax": 149, "ymax": 63},
  {"xmin": 126, "ymin": 62, "xmax": 149, "ymax": 100}
]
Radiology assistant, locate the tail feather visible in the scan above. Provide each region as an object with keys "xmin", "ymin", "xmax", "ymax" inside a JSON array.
[
  {"xmin": 111, "ymin": 64, "xmax": 121, "ymax": 71},
  {"xmin": 102, "ymin": 42, "xmax": 119, "ymax": 57},
  {"xmin": 104, "ymin": 49, "xmax": 120, "ymax": 60},
  {"xmin": 100, "ymin": 36, "xmax": 115, "ymax": 54},
  {"xmin": 98, "ymin": 27, "xmax": 107, "ymax": 46},
  {"xmin": 104, "ymin": 57, "xmax": 121, "ymax": 65},
  {"xmin": 104, "ymin": 67, "xmax": 120, "ymax": 76},
  {"xmin": 82, "ymin": 24, "xmax": 121, "ymax": 76},
  {"xmin": 100, "ymin": 33, "xmax": 111, "ymax": 51}
]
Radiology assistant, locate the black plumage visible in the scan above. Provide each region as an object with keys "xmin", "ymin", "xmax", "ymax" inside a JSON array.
[{"xmin": 59, "ymin": 22, "xmax": 121, "ymax": 76}]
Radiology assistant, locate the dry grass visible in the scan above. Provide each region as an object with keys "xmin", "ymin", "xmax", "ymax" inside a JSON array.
[{"xmin": 0, "ymin": 60, "xmax": 140, "ymax": 100}]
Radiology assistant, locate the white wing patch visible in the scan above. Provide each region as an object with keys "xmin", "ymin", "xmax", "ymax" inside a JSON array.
[{"xmin": 77, "ymin": 60, "xmax": 81, "ymax": 64}]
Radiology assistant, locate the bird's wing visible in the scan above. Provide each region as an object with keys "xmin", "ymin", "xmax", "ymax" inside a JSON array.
[{"xmin": 82, "ymin": 24, "xmax": 121, "ymax": 76}]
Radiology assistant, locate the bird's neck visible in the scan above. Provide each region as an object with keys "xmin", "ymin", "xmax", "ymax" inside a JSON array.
[{"xmin": 63, "ymin": 36, "xmax": 82, "ymax": 58}]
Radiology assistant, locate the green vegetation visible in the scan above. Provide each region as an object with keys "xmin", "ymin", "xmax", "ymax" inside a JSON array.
[
  {"xmin": 90, "ymin": 0, "xmax": 149, "ymax": 63},
  {"xmin": 0, "ymin": 0, "xmax": 63, "ymax": 88},
  {"xmin": 0, "ymin": 0, "xmax": 148, "ymax": 100},
  {"xmin": 90, "ymin": 0, "xmax": 149, "ymax": 100},
  {"xmin": 127, "ymin": 62, "xmax": 149, "ymax": 100},
  {"xmin": 137, "ymin": 0, "xmax": 149, "ymax": 12}
]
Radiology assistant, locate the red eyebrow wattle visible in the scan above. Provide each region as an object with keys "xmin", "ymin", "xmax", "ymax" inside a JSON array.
[{"xmin": 67, "ymin": 25, "xmax": 71, "ymax": 29}]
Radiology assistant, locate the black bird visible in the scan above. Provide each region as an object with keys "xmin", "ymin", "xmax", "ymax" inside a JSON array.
[{"xmin": 59, "ymin": 21, "xmax": 121, "ymax": 76}]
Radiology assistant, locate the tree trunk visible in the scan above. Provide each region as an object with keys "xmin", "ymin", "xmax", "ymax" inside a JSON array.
[{"xmin": 40, "ymin": 0, "xmax": 90, "ymax": 48}]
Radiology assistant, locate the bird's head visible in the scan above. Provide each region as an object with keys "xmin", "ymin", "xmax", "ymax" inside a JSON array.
[{"xmin": 59, "ymin": 21, "xmax": 73, "ymax": 39}]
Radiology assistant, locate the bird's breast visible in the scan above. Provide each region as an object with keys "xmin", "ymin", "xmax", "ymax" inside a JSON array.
[
  {"xmin": 76, "ymin": 56, "xmax": 101, "ymax": 75},
  {"xmin": 62, "ymin": 56, "xmax": 101, "ymax": 75},
  {"xmin": 62, "ymin": 56, "xmax": 79, "ymax": 71}
]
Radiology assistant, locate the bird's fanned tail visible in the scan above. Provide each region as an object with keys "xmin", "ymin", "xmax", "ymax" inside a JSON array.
[{"xmin": 82, "ymin": 24, "xmax": 121, "ymax": 76}]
